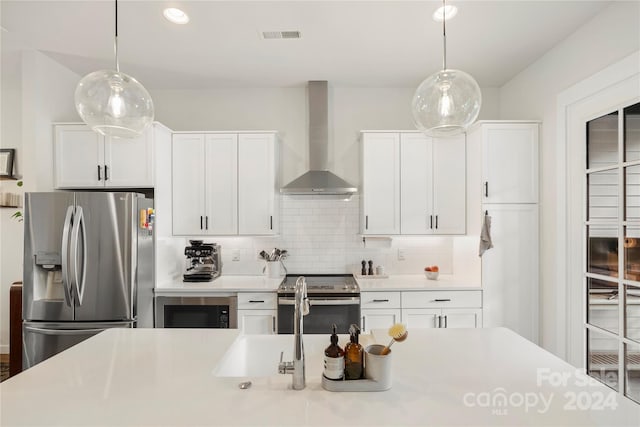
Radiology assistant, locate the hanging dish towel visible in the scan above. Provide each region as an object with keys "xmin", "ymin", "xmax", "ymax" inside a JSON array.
[{"xmin": 479, "ymin": 213, "xmax": 494, "ymax": 256}]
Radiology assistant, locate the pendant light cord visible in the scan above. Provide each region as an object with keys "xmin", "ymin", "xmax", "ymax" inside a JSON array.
[
  {"xmin": 114, "ymin": 0, "xmax": 119, "ymax": 72},
  {"xmin": 442, "ymin": 0, "xmax": 447, "ymax": 70}
]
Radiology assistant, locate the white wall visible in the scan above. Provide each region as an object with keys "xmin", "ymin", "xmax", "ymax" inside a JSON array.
[
  {"xmin": 0, "ymin": 48, "xmax": 79, "ymax": 353},
  {"xmin": 152, "ymin": 86, "xmax": 500, "ymax": 188},
  {"xmin": 498, "ymin": 1, "xmax": 640, "ymax": 356}
]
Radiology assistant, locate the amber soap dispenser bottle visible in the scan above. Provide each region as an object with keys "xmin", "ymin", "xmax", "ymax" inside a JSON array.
[
  {"xmin": 323, "ymin": 324, "xmax": 345, "ymax": 380},
  {"xmin": 344, "ymin": 324, "xmax": 364, "ymax": 380}
]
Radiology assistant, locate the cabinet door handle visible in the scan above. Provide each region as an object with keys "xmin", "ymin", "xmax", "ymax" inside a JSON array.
[
  {"xmin": 430, "ymin": 215, "xmax": 433, "ymax": 229},
  {"xmin": 444, "ymin": 315, "xmax": 448, "ymax": 328},
  {"xmin": 249, "ymin": 300, "xmax": 265, "ymax": 303},
  {"xmin": 97, "ymin": 165, "xmax": 102, "ymax": 181},
  {"xmin": 270, "ymin": 215, "xmax": 273, "ymax": 230},
  {"xmin": 484, "ymin": 182, "xmax": 488, "ymax": 198},
  {"xmin": 366, "ymin": 215, "xmax": 369, "ymax": 230},
  {"xmin": 200, "ymin": 216, "xmax": 203, "ymax": 230},
  {"xmin": 437, "ymin": 315, "xmax": 441, "ymax": 328},
  {"xmin": 372, "ymin": 299, "xmax": 389, "ymax": 302},
  {"xmin": 205, "ymin": 216, "xmax": 209, "ymax": 230},
  {"xmin": 104, "ymin": 165, "xmax": 109, "ymax": 181},
  {"xmin": 435, "ymin": 215, "xmax": 438, "ymax": 230},
  {"xmin": 362, "ymin": 316, "xmax": 366, "ymax": 331},
  {"xmin": 433, "ymin": 299, "xmax": 451, "ymax": 302},
  {"xmin": 272, "ymin": 316, "xmax": 276, "ymax": 333}
]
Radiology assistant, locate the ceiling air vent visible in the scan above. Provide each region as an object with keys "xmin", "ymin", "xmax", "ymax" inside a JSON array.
[{"xmin": 261, "ymin": 31, "xmax": 301, "ymax": 40}]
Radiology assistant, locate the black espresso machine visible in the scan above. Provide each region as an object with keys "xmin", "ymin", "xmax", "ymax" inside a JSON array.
[{"xmin": 183, "ymin": 240, "xmax": 222, "ymax": 282}]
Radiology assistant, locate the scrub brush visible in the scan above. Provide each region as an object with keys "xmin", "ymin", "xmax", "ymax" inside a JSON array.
[{"xmin": 380, "ymin": 323, "xmax": 408, "ymax": 355}]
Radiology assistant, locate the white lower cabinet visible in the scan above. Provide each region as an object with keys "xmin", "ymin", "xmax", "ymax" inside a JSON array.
[
  {"xmin": 237, "ymin": 292, "xmax": 277, "ymax": 335},
  {"xmin": 401, "ymin": 290, "xmax": 483, "ymax": 329},
  {"xmin": 361, "ymin": 309, "xmax": 402, "ymax": 333},
  {"xmin": 402, "ymin": 308, "xmax": 482, "ymax": 328},
  {"xmin": 361, "ymin": 291, "xmax": 402, "ymax": 333},
  {"xmin": 361, "ymin": 289, "xmax": 482, "ymax": 331}
]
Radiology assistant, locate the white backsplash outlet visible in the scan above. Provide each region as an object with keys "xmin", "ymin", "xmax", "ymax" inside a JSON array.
[{"xmin": 157, "ymin": 195, "xmax": 481, "ymax": 281}]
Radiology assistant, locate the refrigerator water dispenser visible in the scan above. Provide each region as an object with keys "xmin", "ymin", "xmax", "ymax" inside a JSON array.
[{"xmin": 33, "ymin": 252, "xmax": 62, "ymax": 301}]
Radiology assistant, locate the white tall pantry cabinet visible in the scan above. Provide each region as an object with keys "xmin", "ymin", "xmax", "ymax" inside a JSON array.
[{"xmin": 468, "ymin": 122, "xmax": 540, "ymax": 344}]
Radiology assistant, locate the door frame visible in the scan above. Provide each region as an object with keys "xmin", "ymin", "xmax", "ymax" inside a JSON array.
[{"xmin": 557, "ymin": 51, "xmax": 640, "ymax": 366}]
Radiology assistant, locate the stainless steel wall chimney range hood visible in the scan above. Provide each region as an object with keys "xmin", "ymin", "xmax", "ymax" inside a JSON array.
[{"xmin": 280, "ymin": 81, "xmax": 357, "ymax": 196}]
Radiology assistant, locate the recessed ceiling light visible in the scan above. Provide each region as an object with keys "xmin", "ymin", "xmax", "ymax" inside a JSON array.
[
  {"xmin": 432, "ymin": 5, "xmax": 458, "ymax": 22},
  {"xmin": 163, "ymin": 8, "xmax": 189, "ymax": 24}
]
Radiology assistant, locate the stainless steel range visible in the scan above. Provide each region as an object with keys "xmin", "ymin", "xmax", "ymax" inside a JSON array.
[{"xmin": 277, "ymin": 274, "xmax": 360, "ymax": 334}]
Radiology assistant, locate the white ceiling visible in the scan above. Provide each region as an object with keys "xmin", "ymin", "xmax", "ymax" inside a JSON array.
[{"xmin": 1, "ymin": 1, "xmax": 612, "ymax": 90}]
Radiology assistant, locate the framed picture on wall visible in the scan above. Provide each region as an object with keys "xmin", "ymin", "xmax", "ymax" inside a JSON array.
[{"xmin": 0, "ymin": 149, "xmax": 15, "ymax": 178}]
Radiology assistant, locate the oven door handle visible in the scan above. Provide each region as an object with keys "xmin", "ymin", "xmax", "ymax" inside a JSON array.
[{"xmin": 278, "ymin": 297, "xmax": 360, "ymax": 306}]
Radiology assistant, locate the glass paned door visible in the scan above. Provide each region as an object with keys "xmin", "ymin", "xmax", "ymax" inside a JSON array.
[{"xmin": 585, "ymin": 101, "xmax": 640, "ymax": 405}]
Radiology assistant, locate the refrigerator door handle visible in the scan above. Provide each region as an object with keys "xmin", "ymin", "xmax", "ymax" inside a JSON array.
[
  {"xmin": 70, "ymin": 206, "xmax": 86, "ymax": 306},
  {"xmin": 24, "ymin": 326, "xmax": 107, "ymax": 336},
  {"xmin": 61, "ymin": 206, "xmax": 74, "ymax": 307}
]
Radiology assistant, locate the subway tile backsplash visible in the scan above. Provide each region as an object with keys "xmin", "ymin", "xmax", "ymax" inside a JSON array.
[{"xmin": 158, "ymin": 195, "xmax": 480, "ymax": 281}]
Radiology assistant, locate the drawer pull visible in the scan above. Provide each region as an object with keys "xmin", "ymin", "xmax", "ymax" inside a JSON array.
[
  {"xmin": 433, "ymin": 299, "xmax": 451, "ymax": 302},
  {"xmin": 249, "ymin": 300, "xmax": 265, "ymax": 303},
  {"xmin": 372, "ymin": 299, "xmax": 389, "ymax": 302}
]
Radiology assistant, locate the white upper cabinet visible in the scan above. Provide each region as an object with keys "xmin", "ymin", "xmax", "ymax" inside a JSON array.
[
  {"xmin": 54, "ymin": 123, "xmax": 155, "ymax": 189},
  {"xmin": 172, "ymin": 133, "xmax": 239, "ymax": 236},
  {"xmin": 172, "ymin": 134, "xmax": 208, "ymax": 235},
  {"xmin": 172, "ymin": 132, "xmax": 277, "ymax": 236},
  {"xmin": 238, "ymin": 133, "xmax": 278, "ymax": 235},
  {"xmin": 361, "ymin": 132, "xmax": 401, "ymax": 234},
  {"xmin": 478, "ymin": 123, "xmax": 539, "ymax": 203},
  {"xmin": 206, "ymin": 134, "xmax": 239, "ymax": 235},
  {"xmin": 54, "ymin": 125, "xmax": 103, "ymax": 188},
  {"xmin": 400, "ymin": 133, "xmax": 466, "ymax": 234},
  {"xmin": 104, "ymin": 131, "xmax": 154, "ymax": 187}
]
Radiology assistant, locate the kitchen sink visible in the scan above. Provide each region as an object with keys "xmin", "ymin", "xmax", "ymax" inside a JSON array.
[
  {"xmin": 213, "ymin": 333, "xmax": 375, "ymax": 378},
  {"xmin": 213, "ymin": 334, "xmax": 293, "ymax": 377}
]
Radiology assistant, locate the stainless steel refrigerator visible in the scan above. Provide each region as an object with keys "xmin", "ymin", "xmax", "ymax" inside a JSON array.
[{"xmin": 22, "ymin": 192, "xmax": 154, "ymax": 369}]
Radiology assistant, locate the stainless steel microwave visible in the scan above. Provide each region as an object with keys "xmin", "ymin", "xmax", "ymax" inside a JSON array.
[{"xmin": 155, "ymin": 296, "xmax": 238, "ymax": 328}]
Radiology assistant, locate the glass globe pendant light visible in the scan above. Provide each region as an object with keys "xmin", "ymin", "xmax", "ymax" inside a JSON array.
[
  {"xmin": 411, "ymin": 0, "xmax": 481, "ymax": 137},
  {"xmin": 75, "ymin": 0, "xmax": 154, "ymax": 138}
]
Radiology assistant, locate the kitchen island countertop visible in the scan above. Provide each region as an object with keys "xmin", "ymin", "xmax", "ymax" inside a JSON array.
[{"xmin": 2, "ymin": 327, "xmax": 638, "ymax": 426}]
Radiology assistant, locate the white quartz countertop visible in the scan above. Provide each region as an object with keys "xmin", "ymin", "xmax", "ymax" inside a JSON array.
[
  {"xmin": 155, "ymin": 275, "xmax": 284, "ymax": 295},
  {"xmin": 2, "ymin": 328, "xmax": 638, "ymax": 426},
  {"xmin": 155, "ymin": 274, "xmax": 480, "ymax": 295},
  {"xmin": 356, "ymin": 274, "xmax": 481, "ymax": 291}
]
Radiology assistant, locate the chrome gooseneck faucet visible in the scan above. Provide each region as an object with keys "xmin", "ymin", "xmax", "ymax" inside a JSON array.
[{"xmin": 278, "ymin": 276, "xmax": 310, "ymax": 390}]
